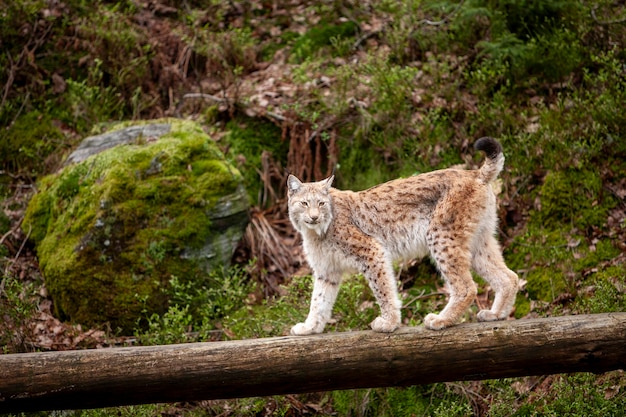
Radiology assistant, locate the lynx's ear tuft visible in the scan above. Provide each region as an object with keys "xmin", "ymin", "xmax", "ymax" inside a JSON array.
[
  {"xmin": 322, "ymin": 175, "xmax": 334, "ymax": 191},
  {"xmin": 287, "ymin": 175, "xmax": 302, "ymax": 195}
]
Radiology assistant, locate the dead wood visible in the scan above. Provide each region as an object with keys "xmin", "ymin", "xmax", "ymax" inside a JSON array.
[{"xmin": 1, "ymin": 313, "xmax": 625, "ymax": 413}]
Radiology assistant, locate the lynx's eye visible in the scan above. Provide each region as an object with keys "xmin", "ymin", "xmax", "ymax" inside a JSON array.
[
  {"xmin": 300, "ymin": 201, "xmax": 309, "ymax": 207},
  {"xmin": 318, "ymin": 201, "xmax": 325, "ymax": 207}
]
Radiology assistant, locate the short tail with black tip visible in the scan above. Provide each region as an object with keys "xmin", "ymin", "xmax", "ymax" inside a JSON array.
[{"xmin": 475, "ymin": 137, "xmax": 504, "ymax": 184}]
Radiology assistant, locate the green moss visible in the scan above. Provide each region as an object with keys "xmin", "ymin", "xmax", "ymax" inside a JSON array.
[
  {"xmin": 23, "ymin": 119, "xmax": 247, "ymax": 332},
  {"xmin": 514, "ymin": 294, "xmax": 531, "ymax": 319},
  {"xmin": 507, "ymin": 170, "xmax": 621, "ymax": 307},
  {"xmin": 336, "ymin": 139, "xmax": 396, "ymax": 190},
  {"xmin": 261, "ymin": 30, "xmax": 300, "ymax": 61},
  {"xmin": 537, "ymin": 168, "xmax": 615, "ymax": 230},
  {"xmin": 507, "ymin": 237, "xmax": 563, "ymax": 304},
  {"xmin": 508, "ymin": 230, "xmax": 623, "ymax": 313},
  {"xmin": 525, "ymin": 266, "xmax": 569, "ymax": 303},
  {"xmin": 511, "ymin": 143, "xmax": 621, "ymax": 305},
  {"xmin": 23, "ymin": 180, "xmax": 56, "ymax": 244},
  {"xmin": 291, "ymin": 21, "xmax": 358, "ymax": 63},
  {"xmin": 573, "ymin": 239, "xmax": 620, "ymax": 272}
]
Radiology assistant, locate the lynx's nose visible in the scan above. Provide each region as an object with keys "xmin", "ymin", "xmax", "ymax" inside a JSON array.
[{"xmin": 309, "ymin": 208, "xmax": 320, "ymax": 221}]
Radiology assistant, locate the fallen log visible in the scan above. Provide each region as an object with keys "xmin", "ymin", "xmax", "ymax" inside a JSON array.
[{"xmin": 1, "ymin": 313, "xmax": 625, "ymax": 413}]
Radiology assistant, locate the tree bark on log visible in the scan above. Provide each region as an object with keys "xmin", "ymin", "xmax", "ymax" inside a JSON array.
[{"xmin": 1, "ymin": 313, "xmax": 625, "ymax": 413}]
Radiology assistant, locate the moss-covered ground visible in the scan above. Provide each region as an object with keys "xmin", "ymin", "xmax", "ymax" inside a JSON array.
[{"xmin": 2, "ymin": 0, "xmax": 626, "ymax": 415}]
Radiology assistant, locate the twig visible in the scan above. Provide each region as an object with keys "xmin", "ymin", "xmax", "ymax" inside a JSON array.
[
  {"xmin": 1, "ymin": 51, "xmax": 16, "ymax": 109},
  {"xmin": 604, "ymin": 184, "xmax": 626, "ymax": 207},
  {"xmin": 0, "ymin": 229, "xmax": 14, "ymax": 247},
  {"xmin": 0, "ymin": 213, "xmax": 24, "ymax": 247},
  {"xmin": 353, "ymin": 0, "xmax": 466, "ymax": 50},
  {"xmin": 419, "ymin": 0, "xmax": 466, "ymax": 26},
  {"xmin": 13, "ymin": 223, "xmax": 31, "ymax": 263},
  {"xmin": 445, "ymin": 381, "xmax": 487, "ymax": 415},
  {"xmin": 402, "ymin": 290, "xmax": 446, "ymax": 309},
  {"xmin": 0, "ymin": 212, "xmax": 27, "ymax": 298},
  {"xmin": 591, "ymin": 5, "xmax": 626, "ymax": 25},
  {"xmin": 265, "ymin": 110, "xmax": 287, "ymax": 122},
  {"xmin": 352, "ymin": 30, "xmax": 382, "ymax": 50},
  {"xmin": 1, "ymin": 222, "xmax": 31, "ymax": 298},
  {"xmin": 182, "ymin": 92, "xmax": 229, "ymax": 104},
  {"xmin": 182, "ymin": 92, "xmax": 287, "ymax": 122}
]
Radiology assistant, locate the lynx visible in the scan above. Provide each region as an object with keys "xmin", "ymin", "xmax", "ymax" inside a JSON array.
[{"xmin": 287, "ymin": 137, "xmax": 518, "ymax": 335}]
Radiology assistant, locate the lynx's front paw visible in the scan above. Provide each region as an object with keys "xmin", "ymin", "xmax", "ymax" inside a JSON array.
[
  {"xmin": 370, "ymin": 316, "xmax": 400, "ymax": 333},
  {"xmin": 290, "ymin": 322, "xmax": 317, "ymax": 336},
  {"xmin": 423, "ymin": 313, "xmax": 451, "ymax": 330}
]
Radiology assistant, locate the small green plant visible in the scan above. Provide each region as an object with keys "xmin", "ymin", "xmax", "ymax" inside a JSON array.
[
  {"xmin": 65, "ymin": 59, "xmax": 125, "ymax": 130},
  {"xmin": 291, "ymin": 21, "xmax": 358, "ymax": 63},
  {"xmin": 486, "ymin": 373, "xmax": 626, "ymax": 417},
  {"xmin": 135, "ymin": 264, "xmax": 254, "ymax": 345},
  {"xmin": 477, "ymin": 27, "xmax": 583, "ymax": 87},
  {"xmin": 574, "ymin": 265, "xmax": 626, "ymax": 314},
  {"xmin": 76, "ymin": 4, "xmax": 151, "ymax": 88},
  {"xmin": 136, "ymin": 304, "xmax": 193, "ymax": 345},
  {"xmin": 0, "ymin": 111, "xmax": 65, "ymax": 175},
  {"xmin": 191, "ymin": 28, "xmax": 258, "ymax": 95},
  {"xmin": 0, "ymin": 274, "xmax": 38, "ymax": 354},
  {"xmin": 49, "ymin": 403, "xmax": 167, "ymax": 417},
  {"xmin": 200, "ymin": 265, "xmax": 255, "ymax": 323},
  {"xmin": 222, "ymin": 276, "xmax": 311, "ymax": 339},
  {"xmin": 332, "ymin": 384, "xmax": 473, "ymax": 417}
]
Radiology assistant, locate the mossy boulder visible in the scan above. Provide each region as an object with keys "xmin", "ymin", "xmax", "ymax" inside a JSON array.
[{"xmin": 23, "ymin": 119, "xmax": 249, "ymax": 332}]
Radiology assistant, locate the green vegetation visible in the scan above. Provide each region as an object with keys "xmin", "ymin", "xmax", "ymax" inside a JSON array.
[
  {"xmin": 224, "ymin": 116, "xmax": 288, "ymax": 204},
  {"xmin": 0, "ymin": 111, "xmax": 66, "ymax": 176},
  {"xmin": 2, "ymin": 0, "xmax": 625, "ymax": 415},
  {"xmin": 291, "ymin": 20, "xmax": 359, "ymax": 63},
  {"xmin": 135, "ymin": 265, "xmax": 254, "ymax": 345},
  {"xmin": 0, "ymin": 274, "xmax": 38, "ymax": 354}
]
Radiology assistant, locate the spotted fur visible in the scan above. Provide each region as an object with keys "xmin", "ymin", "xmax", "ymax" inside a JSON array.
[{"xmin": 287, "ymin": 137, "xmax": 518, "ymax": 334}]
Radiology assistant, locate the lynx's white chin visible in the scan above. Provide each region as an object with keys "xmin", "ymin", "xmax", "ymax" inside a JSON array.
[{"xmin": 304, "ymin": 221, "xmax": 328, "ymax": 236}]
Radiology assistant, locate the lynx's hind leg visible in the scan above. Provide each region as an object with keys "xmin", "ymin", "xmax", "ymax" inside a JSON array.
[
  {"xmin": 423, "ymin": 257, "xmax": 477, "ymax": 330},
  {"xmin": 472, "ymin": 234, "xmax": 518, "ymax": 322},
  {"xmin": 291, "ymin": 272, "xmax": 342, "ymax": 335},
  {"xmin": 424, "ymin": 211, "xmax": 478, "ymax": 330}
]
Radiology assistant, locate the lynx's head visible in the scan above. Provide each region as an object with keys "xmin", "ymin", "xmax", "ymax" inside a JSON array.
[{"xmin": 287, "ymin": 174, "xmax": 334, "ymax": 236}]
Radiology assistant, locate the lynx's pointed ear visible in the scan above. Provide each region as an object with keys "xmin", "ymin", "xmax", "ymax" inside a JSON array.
[
  {"xmin": 287, "ymin": 174, "xmax": 302, "ymax": 196},
  {"xmin": 321, "ymin": 175, "xmax": 334, "ymax": 191}
]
